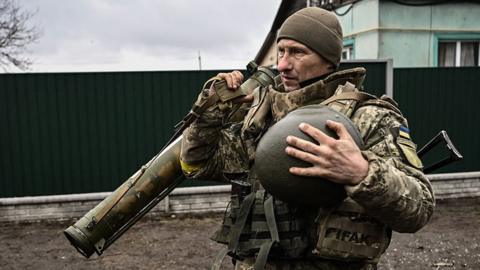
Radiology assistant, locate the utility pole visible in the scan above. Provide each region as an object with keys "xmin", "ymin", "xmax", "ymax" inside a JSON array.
[{"xmin": 198, "ymin": 51, "xmax": 202, "ymax": 70}]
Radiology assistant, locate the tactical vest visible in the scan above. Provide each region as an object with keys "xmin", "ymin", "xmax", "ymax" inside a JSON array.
[{"xmin": 211, "ymin": 68, "xmax": 397, "ymax": 270}]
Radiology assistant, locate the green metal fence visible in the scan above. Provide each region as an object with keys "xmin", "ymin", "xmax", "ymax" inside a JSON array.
[
  {"xmin": 340, "ymin": 60, "xmax": 388, "ymax": 98},
  {"xmin": 0, "ymin": 62, "xmax": 387, "ymax": 197},
  {"xmin": 393, "ymin": 67, "xmax": 480, "ymax": 173},
  {"xmin": 0, "ymin": 71, "xmax": 219, "ymax": 197}
]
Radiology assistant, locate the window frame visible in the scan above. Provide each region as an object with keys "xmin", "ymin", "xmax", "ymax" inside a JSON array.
[
  {"xmin": 342, "ymin": 38, "xmax": 355, "ymax": 60},
  {"xmin": 434, "ymin": 33, "xmax": 480, "ymax": 67}
]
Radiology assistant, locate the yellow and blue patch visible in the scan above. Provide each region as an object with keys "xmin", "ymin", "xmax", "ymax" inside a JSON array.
[
  {"xmin": 399, "ymin": 126, "xmax": 411, "ymax": 140},
  {"xmin": 394, "ymin": 125, "xmax": 423, "ymax": 169}
]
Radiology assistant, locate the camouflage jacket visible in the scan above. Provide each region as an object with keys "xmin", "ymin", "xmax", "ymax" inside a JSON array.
[{"xmin": 180, "ymin": 68, "xmax": 434, "ymax": 267}]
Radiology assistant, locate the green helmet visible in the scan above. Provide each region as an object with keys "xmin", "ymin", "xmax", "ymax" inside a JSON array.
[{"xmin": 253, "ymin": 105, "xmax": 364, "ymax": 207}]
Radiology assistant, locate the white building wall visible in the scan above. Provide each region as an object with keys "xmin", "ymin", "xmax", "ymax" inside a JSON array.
[{"xmin": 338, "ymin": 0, "xmax": 480, "ymax": 67}]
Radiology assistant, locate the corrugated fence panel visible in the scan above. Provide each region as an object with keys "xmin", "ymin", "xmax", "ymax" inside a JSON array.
[
  {"xmin": 340, "ymin": 61, "xmax": 387, "ymax": 97},
  {"xmin": 0, "ymin": 63, "xmax": 386, "ymax": 197},
  {"xmin": 0, "ymin": 71, "xmax": 220, "ymax": 197},
  {"xmin": 394, "ymin": 67, "xmax": 480, "ymax": 173}
]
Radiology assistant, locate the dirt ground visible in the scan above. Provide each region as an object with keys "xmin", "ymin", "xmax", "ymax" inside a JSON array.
[{"xmin": 1, "ymin": 197, "xmax": 479, "ymax": 270}]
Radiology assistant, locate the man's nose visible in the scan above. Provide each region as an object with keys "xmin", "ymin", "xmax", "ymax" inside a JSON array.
[{"xmin": 277, "ymin": 54, "xmax": 292, "ymax": 72}]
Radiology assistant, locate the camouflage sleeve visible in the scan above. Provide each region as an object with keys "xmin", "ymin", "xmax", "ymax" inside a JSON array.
[
  {"xmin": 345, "ymin": 105, "xmax": 435, "ymax": 233},
  {"xmin": 180, "ymin": 92, "xmax": 250, "ymax": 182}
]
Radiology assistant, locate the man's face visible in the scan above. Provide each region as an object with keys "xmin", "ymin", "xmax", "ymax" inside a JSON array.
[{"xmin": 277, "ymin": 39, "xmax": 331, "ymax": 92}]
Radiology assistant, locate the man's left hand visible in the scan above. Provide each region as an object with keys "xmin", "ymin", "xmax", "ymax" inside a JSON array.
[{"xmin": 285, "ymin": 120, "xmax": 369, "ymax": 186}]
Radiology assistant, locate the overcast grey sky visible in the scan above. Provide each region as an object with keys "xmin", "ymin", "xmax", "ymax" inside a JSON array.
[{"xmin": 20, "ymin": 0, "xmax": 280, "ymax": 73}]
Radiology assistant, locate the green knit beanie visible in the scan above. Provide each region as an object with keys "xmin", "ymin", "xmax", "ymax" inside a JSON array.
[{"xmin": 277, "ymin": 7, "xmax": 343, "ymax": 68}]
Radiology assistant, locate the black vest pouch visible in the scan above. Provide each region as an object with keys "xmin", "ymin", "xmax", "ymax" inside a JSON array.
[
  {"xmin": 211, "ymin": 174, "xmax": 251, "ymax": 245},
  {"xmin": 312, "ymin": 198, "xmax": 390, "ymax": 263}
]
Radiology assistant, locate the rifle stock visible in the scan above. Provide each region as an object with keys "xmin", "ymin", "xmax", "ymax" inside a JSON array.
[{"xmin": 418, "ymin": 130, "xmax": 463, "ymax": 174}]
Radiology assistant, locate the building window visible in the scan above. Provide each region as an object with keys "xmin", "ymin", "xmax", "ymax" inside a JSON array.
[
  {"xmin": 438, "ymin": 40, "xmax": 480, "ymax": 67},
  {"xmin": 342, "ymin": 45, "xmax": 353, "ymax": 60}
]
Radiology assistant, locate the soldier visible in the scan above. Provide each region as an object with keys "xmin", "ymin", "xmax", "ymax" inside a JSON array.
[{"xmin": 180, "ymin": 7, "xmax": 434, "ymax": 270}]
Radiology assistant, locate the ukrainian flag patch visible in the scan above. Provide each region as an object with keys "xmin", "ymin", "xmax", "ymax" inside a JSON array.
[
  {"xmin": 393, "ymin": 125, "xmax": 423, "ymax": 169},
  {"xmin": 399, "ymin": 126, "xmax": 411, "ymax": 139}
]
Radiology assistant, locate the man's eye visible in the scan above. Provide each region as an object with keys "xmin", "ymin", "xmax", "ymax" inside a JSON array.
[{"xmin": 292, "ymin": 49, "xmax": 304, "ymax": 55}]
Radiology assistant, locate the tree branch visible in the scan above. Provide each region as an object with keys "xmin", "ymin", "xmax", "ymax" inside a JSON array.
[{"xmin": 0, "ymin": 0, "xmax": 40, "ymax": 70}]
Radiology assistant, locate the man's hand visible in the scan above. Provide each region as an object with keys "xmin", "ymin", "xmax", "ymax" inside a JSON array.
[
  {"xmin": 217, "ymin": 70, "xmax": 244, "ymax": 89},
  {"xmin": 285, "ymin": 120, "xmax": 369, "ymax": 186},
  {"xmin": 216, "ymin": 71, "xmax": 253, "ymax": 103}
]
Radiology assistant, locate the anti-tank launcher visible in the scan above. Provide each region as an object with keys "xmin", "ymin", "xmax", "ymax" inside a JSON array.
[{"xmin": 63, "ymin": 62, "xmax": 277, "ymax": 258}]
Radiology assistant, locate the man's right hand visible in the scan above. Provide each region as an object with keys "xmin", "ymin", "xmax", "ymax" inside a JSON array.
[
  {"xmin": 215, "ymin": 71, "xmax": 253, "ymax": 103},
  {"xmin": 216, "ymin": 70, "xmax": 244, "ymax": 89}
]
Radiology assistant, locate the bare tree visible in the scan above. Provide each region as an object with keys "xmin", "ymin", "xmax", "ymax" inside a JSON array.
[{"xmin": 0, "ymin": 0, "xmax": 40, "ymax": 70}]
